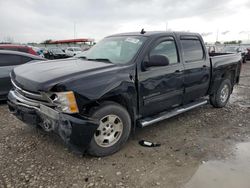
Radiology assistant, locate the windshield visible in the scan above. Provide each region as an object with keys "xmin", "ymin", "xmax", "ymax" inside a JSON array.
[
  {"xmin": 73, "ymin": 47, "xmax": 82, "ymax": 51},
  {"xmin": 76, "ymin": 36, "xmax": 146, "ymax": 64},
  {"xmin": 51, "ymin": 48, "xmax": 64, "ymax": 53}
]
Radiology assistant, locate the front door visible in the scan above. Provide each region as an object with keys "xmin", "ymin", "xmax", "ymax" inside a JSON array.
[{"xmin": 138, "ymin": 36, "xmax": 184, "ymax": 117}]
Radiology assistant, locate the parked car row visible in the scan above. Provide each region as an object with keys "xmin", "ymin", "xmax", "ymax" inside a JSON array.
[
  {"xmin": 206, "ymin": 44, "xmax": 249, "ymax": 63},
  {"xmin": 36, "ymin": 47, "xmax": 86, "ymax": 59},
  {"xmin": 222, "ymin": 46, "xmax": 248, "ymax": 63},
  {"xmin": 0, "ymin": 44, "xmax": 89, "ymax": 60}
]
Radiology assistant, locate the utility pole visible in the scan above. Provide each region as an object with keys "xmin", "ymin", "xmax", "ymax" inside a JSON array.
[
  {"xmin": 74, "ymin": 22, "xmax": 76, "ymax": 39},
  {"xmin": 216, "ymin": 28, "xmax": 219, "ymax": 42}
]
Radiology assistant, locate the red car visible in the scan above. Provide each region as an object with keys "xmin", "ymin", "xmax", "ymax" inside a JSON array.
[{"xmin": 0, "ymin": 44, "xmax": 38, "ymax": 56}]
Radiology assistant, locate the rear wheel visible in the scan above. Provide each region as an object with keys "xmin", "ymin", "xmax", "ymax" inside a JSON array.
[
  {"xmin": 87, "ymin": 102, "xmax": 131, "ymax": 156},
  {"xmin": 210, "ymin": 79, "xmax": 232, "ymax": 108}
]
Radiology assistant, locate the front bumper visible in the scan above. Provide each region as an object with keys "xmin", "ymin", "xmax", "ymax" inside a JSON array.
[{"xmin": 7, "ymin": 89, "xmax": 99, "ymax": 151}]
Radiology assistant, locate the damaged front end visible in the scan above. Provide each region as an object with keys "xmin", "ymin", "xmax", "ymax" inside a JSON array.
[{"xmin": 7, "ymin": 80, "xmax": 99, "ymax": 151}]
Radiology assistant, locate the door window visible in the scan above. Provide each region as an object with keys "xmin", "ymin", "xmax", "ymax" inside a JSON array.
[
  {"xmin": 22, "ymin": 56, "xmax": 32, "ymax": 63},
  {"xmin": 150, "ymin": 40, "xmax": 178, "ymax": 65},
  {"xmin": 0, "ymin": 54, "xmax": 22, "ymax": 66},
  {"xmin": 181, "ymin": 39, "xmax": 204, "ymax": 62}
]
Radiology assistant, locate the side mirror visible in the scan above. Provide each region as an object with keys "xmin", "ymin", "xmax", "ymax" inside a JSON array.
[{"xmin": 146, "ymin": 55, "xmax": 170, "ymax": 67}]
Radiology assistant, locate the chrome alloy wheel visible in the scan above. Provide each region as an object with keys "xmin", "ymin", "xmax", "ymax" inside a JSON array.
[
  {"xmin": 94, "ymin": 115, "xmax": 123, "ymax": 147},
  {"xmin": 220, "ymin": 84, "xmax": 229, "ymax": 103}
]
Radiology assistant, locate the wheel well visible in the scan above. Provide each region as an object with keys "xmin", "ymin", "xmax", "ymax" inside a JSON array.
[
  {"xmin": 100, "ymin": 96, "xmax": 135, "ymax": 120},
  {"xmin": 221, "ymin": 70, "xmax": 235, "ymax": 85},
  {"xmin": 83, "ymin": 95, "xmax": 135, "ymax": 124},
  {"xmin": 210, "ymin": 70, "xmax": 235, "ymax": 96}
]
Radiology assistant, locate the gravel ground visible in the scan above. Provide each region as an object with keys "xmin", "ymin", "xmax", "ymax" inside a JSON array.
[{"xmin": 0, "ymin": 62, "xmax": 250, "ymax": 188}]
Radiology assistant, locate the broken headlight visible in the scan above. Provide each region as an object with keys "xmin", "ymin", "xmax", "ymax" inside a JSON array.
[{"xmin": 50, "ymin": 91, "xmax": 79, "ymax": 114}]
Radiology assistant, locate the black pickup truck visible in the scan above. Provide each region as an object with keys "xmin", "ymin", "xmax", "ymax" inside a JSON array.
[{"xmin": 8, "ymin": 31, "xmax": 242, "ymax": 156}]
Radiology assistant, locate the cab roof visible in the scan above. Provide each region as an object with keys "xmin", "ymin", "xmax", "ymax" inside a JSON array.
[{"xmin": 108, "ymin": 31, "xmax": 200, "ymax": 38}]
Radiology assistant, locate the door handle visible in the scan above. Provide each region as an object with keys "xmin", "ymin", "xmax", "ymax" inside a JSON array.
[
  {"xmin": 202, "ymin": 65, "xmax": 207, "ymax": 68},
  {"xmin": 175, "ymin": 70, "xmax": 183, "ymax": 73}
]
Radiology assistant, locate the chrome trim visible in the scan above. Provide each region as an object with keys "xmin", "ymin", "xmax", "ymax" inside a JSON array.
[
  {"xmin": 11, "ymin": 79, "xmax": 53, "ymax": 104},
  {"xmin": 9, "ymin": 99, "xmax": 40, "ymax": 111},
  {"xmin": 11, "ymin": 79, "xmax": 41, "ymax": 98},
  {"xmin": 9, "ymin": 90, "xmax": 40, "ymax": 107},
  {"xmin": 8, "ymin": 91, "xmax": 59, "ymax": 119},
  {"xmin": 139, "ymin": 100, "xmax": 208, "ymax": 127},
  {"xmin": 9, "ymin": 90, "xmax": 54, "ymax": 107},
  {"xmin": 177, "ymin": 100, "xmax": 207, "ymax": 113}
]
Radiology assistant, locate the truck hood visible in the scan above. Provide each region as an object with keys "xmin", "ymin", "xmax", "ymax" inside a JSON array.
[{"xmin": 11, "ymin": 58, "xmax": 116, "ymax": 92}]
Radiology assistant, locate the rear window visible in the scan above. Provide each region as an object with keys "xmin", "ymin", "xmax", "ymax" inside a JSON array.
[{"xmin": 181, "ymin": 39, "xmax": 204, "ymax": 62}]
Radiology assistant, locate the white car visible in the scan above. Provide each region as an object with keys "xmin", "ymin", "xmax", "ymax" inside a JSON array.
[{"xmin": 65, "ymin": 47, "xmax": 82, "ymax": 57}]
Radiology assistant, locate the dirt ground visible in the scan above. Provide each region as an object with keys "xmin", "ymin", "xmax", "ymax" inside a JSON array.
[{"xmin": 1, "ymin": 62, "xmax": 250, "ymax": 188}]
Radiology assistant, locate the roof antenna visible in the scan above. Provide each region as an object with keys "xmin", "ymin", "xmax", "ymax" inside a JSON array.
[{"xmin": 140, "ymin": 28, "xmax": 146, "ymax": 34}]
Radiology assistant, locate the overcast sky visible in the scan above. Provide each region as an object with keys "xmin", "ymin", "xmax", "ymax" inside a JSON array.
[{"xmin": 0, "ymin": 0, "xmax": 250, "ymax": 43}]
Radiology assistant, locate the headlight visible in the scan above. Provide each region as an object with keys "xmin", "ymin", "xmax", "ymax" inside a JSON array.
[{"xmin": 51, "ymin": 91, "xmax": 79, "ymax": 114}]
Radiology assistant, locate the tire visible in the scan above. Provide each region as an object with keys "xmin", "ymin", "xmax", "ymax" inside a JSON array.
[
  {"xmin": 243, "ymin": 57, "xmax": 247, "ymax": 64},
  {"xmin": 210, "ymin": 79, "xmax": 232, "ymax": 108},
  {"xmin": 87, "ymin": 102, "xmax": 131, "ymax": 157}
]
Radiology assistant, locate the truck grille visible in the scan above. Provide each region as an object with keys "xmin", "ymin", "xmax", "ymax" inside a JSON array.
[{"xmin": 11, "ymin": 79, "xmax": 53, "ymax": 107}]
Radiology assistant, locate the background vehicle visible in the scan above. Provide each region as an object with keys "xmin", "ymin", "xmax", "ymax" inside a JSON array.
[
  {"xmin": 0, "ymin": 50, "xmax": 45, "ymax": 100},
  {"xmin": 222, "ymin": 45, "xmax": 247, "ymax": 63},
  {"xmin": 74, "ymin": 50, "xmax": 88, "ymax": 57},
  {"xmin": 31, "ymin": 47, "xmax": 45, "ymax": 58},
  {"xmin": 43, "ymin": 48, "xmax": 68, "ymax": 59},
  {"xmin": 206, "ymin": 45, "xmax": 221, "ymax": 53},
  {"xmin": 0, "ymin": 44, "xmax": 38, "ymax": 56},
  {"xmin": 65, "ymin": 47, "xmax": 82, "ymax": 57},
  {"xmin": 246, "ymin": 48, "xmax": 250, "ymax": 60},
  {"xmin": 8, "ymin": 31, "xmax": 242, "ymax": 156}
]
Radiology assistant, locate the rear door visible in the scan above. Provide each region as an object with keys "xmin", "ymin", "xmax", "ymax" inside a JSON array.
[
  {"xmin": 179, "ymin": 35, "xmax": 210, "ymax": 103},
  {"xmin": 138, "ymin": 36, "xmax": 185, "ymax": 117}
]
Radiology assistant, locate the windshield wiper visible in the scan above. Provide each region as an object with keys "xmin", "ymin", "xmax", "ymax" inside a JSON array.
[{"xmin": 87, "ymin": 58, "xmax": 113, "ymax": 64}]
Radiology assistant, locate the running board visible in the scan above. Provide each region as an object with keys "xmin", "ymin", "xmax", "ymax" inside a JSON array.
[{"xmin": 138, "ymin": 99, "xmax": 208, "ymax": 128}]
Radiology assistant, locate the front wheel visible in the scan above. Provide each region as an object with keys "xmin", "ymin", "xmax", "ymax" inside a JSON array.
[
  {"xmin": 210, "ymin": 79, "xmax": 232, "ymax": 108},
  {"xmin": 87, "ymin": 102, "xmax": 131, "ymax": 156}
]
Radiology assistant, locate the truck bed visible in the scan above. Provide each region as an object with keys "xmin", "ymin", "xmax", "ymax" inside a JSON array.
[
  {"xmin": 208, "ymin": 52, "xmax": 242, "ymax": 93},
  {"xmin": 209, "ymin": 52, "xmax": 242, "ymax": 68}
]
